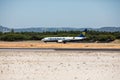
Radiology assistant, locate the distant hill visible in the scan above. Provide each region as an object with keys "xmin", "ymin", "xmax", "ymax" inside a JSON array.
[
  {"xmin": 0, "ymin": 26, "xmax": 120, "ymax": 32},
  {"xmin": 0, "ymin": 26, "xmax": 10, "ymax": 32},
  {"xmin": 13, "ymin": 27, "xmax": 120, "ymax": 32},
  {"xmin": 14, "ymin": 27, "xmax": 92, "ymax": 32},
  {"xmin": 96, "ymin": 27, "xmax": 120, "ymax": 32}
]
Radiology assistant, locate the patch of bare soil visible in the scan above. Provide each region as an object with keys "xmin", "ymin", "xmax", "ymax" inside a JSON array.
[{"xmin": 0, "ymin": 41, "xmax": 120, "ymax": 48}]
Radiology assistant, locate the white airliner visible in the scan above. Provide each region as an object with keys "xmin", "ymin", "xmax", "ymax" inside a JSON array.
[{"xmin": 41, "ymin": 29, "xmax": 87, "ymax": 43}]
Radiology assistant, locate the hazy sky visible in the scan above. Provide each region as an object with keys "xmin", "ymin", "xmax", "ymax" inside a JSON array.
[{"xmin": 0, "ymin": 0, "xmax": 120, "ymax": 28}]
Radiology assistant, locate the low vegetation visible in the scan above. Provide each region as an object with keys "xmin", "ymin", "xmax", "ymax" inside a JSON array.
[{"xmin": 0, "ymin": 30, "xmax": 120, "ymax": 42}]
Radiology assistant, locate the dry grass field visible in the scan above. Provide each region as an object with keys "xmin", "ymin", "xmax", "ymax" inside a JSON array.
[{"xmin": 0, "ymin": 40, "xmax": 120, "ymax": 48}]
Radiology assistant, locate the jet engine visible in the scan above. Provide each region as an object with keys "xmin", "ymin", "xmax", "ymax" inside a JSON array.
[{"xmin": 57, "ymin": 40, "xmax": 63, "ymax": 43}]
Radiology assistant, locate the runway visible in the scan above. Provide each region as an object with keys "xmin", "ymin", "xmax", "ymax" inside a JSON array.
[
  {"xmin": 0, "ymin": 48, "xmax": 120, "ymax": 52},
  {"xmin": 0, "ymin": 48, "xmax": 120, "ymax": 80}
]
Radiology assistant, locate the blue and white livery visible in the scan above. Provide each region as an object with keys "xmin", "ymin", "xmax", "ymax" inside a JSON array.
[{"xmin": 41, "ymin": 29, "xmax": 87, "ymax": 43}]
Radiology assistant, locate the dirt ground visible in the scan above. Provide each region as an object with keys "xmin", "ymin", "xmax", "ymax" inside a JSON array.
[{"xmin": 0, "ymin": 41, "xmax": 120, "ymax": 48}]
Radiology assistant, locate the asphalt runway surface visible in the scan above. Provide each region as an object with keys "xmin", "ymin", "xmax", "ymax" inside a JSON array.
[{"xmin": 0, "ymin": 48, "xmax": 120, "ymax": 52}]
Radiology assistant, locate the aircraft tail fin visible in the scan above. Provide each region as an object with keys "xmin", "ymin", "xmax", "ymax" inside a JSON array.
[{"xmin": 78, "ymin": 29, "xmax": 87, "ymax": 37}]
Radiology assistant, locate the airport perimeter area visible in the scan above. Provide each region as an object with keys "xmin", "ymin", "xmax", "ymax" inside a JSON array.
[
  {"xmin": 0, "ymin": 41, "xmax": 120, "ymax": 48},
  {"xmin": 0, "ymin": 41, "xmax": 120, "ymax": 80},
  {"xmin": 0, "ymin": 48, "xmax": 120, "ymax": 80}
]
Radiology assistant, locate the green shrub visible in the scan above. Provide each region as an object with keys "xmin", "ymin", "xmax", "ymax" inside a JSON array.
[
  {"xmin": 0, "ymin": 34, "xmax": 28, "ymax": 41},
  {"xmin": 97, "ymin": 35, "xmax": 116, "ymax": 42},
  {"xmin": 0, "ymin": 30, "xmax": 119, "ymax": 42}
]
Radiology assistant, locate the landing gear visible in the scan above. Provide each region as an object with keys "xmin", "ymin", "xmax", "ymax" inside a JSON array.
[
  {"xmin": 63, "ymin": 41, "xmax": 66, "ymax": 44},
  {"xmin": 44, "ymin": 41, "xmax": 47, "ymax": 43}
]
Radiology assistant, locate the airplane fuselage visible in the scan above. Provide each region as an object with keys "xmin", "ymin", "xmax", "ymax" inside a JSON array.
[
  {"xmin": 41, "ymin": 29, "xmax": 87, "ymax": 43},
  {"xmin": 41, "ymin": 37, "xmax": 86, "ymax": 43}
]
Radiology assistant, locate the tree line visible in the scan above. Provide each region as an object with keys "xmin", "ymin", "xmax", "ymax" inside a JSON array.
[{"xmin": 0, "ymin": 30, "xmax": 120, "ymax": 42}]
